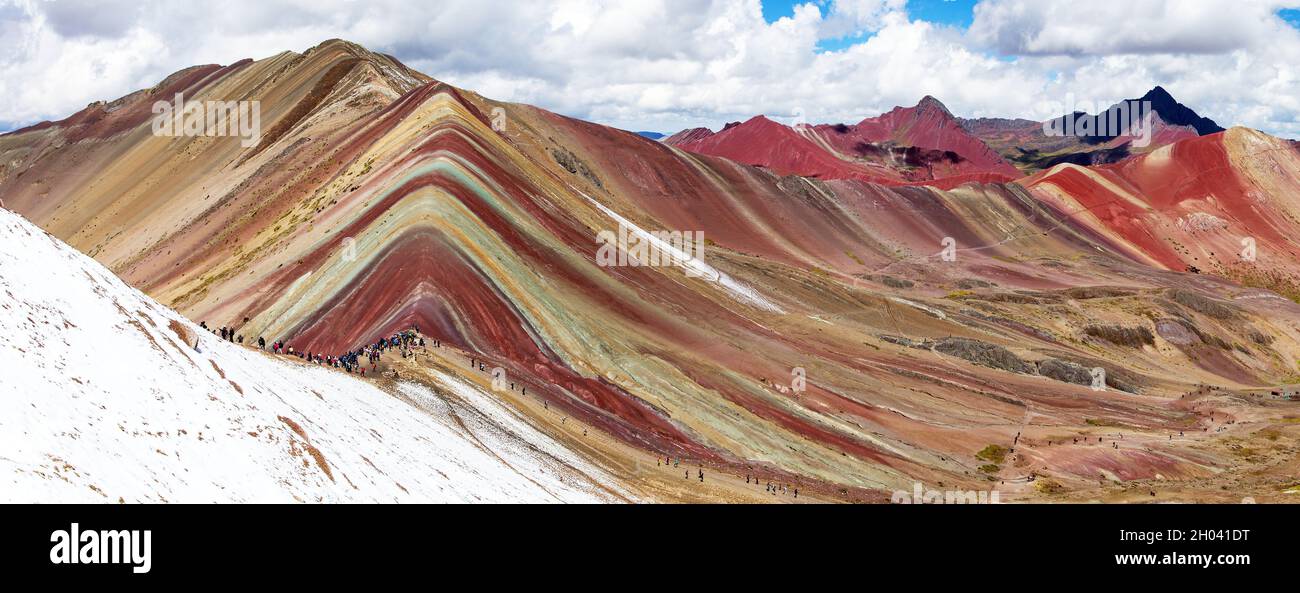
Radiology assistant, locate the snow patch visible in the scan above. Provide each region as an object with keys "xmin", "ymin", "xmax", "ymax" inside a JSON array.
[{"xmin": 0, "ymin": 209, "xmax": 621, "ymax": 503}]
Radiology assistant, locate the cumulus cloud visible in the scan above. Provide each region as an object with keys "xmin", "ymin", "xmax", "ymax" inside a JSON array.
[
  {"xmin": 817, "ymin": 0, "xmax": 907, "ymax": 38},
  {"xmin": 1, "ymin": 0, "xmax": 1299, "ymax": 138},
  {"xmin": 968, "ymin": 0, "xmax": 1298, "ymax": 56}
]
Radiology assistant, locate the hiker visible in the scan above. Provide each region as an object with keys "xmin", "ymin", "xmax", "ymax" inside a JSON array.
[
  {"xmin": 258, "ymin": 336, "xmax": 265, "ymax": 350},
  {"xmin": 698, "ymin": 469, "xmax": 703, "ymax": 483}
]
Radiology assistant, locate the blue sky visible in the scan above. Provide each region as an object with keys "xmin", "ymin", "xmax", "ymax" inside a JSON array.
[
  {"xmin": 1282, "ymin": 8, "xmax": 1300, "ymax": 27},
  {"xmin": 763, "ymin": 1, "xmax": 1299, "ymax": 53},
  {"xmin": 761, "ymin": 0, "xmax": 976, "ymax": 51},
  {"xmin": 766, "ymin": 1, "xmax": 1298, "ymax": 31},
  {"xmin": 762, "ymin": 0, "xmax": 974, "ymax": 27}
]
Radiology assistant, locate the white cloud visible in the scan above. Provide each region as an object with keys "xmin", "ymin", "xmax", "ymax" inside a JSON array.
[
  {"xmin": 969, "ymin": 0, "xmax": 1298, "ymax": 56},
  {"xmin": 1, "ymin": 0, "xmax": 1299, "ymax": 138},
  {"xmin": 817, "ymin": 0, "xmax": 907, "ymax": 38}
]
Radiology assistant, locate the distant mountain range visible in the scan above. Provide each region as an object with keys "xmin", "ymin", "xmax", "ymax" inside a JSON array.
[{"xmin": 665, "ymin": 87, "xmax": 1227, "ymax": 180}]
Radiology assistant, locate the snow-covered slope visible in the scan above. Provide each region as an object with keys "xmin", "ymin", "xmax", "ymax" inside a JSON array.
[{"xmin": 0, "ymin": 208, "xmax": 628, "ymax": 503}]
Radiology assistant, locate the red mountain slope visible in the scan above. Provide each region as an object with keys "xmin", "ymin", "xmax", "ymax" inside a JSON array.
[
  {"xmin": 813, "ymin": 96, "xmax": 1021, "ymax": 178},
  {"xmin": 668, "ymin": 97, "xmax": 1019, "ymax": 186}
]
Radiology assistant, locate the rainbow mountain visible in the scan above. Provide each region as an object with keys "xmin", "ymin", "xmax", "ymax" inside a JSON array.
[{"xmin": 4, "ymin": 39, "xmax": 1300, "ymax": 502}]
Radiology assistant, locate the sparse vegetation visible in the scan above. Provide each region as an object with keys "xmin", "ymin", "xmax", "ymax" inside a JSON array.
[
  {"xmin": 551, "ymin": 146, "xmax": 604, "ymax": 188},
  {"xmin": 879, "ymin": 275, "xmax": 914, "ymax": 289},
  {"xmin": 1225, "ymin": 267, "xmax": 1300, "ymax": 304},
  {"xmin": 955, "ymin": 279, "xmax": 992, "ymax": 290},
  {"xmin": 1248, "ymin": 328, "xmax": 1274, "ymax": 345},
  {"xmin": 1063, "ymin": 286, "xmax": 1134, "ymax": 300},
  {"xmin": 978, "ymin": 291, "xmax": 1059, "ymax": 304},
  {"xmin": 1085, "ymin": 418, "xmax": 1129, "ymax": 428},
  {"xmin": 1035, "ymin": 479, "xmax": 1065, "ymax": 494},
  {"xmin": 1083, "ymin": 324, "xmax": 1154, "ymax": 347},
  {"xmin": 935, "ymin": 338, "xmax": 1036, "ymax": 374},
  {"xmin": 976, "ymin": 444, "xmax": 1008, "ymax": 464},
  {"xmin": 1037, "ymin": 358, "xmax": 1093, "ymax": 386},
  {"xmin": 1168, "ymin": 288, "xmax": 1238, "ymax": 319}
]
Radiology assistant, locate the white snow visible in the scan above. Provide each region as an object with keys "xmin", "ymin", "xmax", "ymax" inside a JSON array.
[
  {"xmin": 888, "ymin": 296, "xmax": 947, "ymax": 320},
  {"xmin": 580, "ymin": 190, "xmax": 785, "ymax": 313},
  {"xmin": 0, "ymin": 208, "xmax": 627, "ymax": 503}
]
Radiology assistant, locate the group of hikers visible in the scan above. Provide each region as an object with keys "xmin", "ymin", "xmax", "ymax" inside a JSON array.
[
  {"xmin": 746, "ymin": 472, "xmax": 798, "ymax": 498},
  {"xmin": 201, "ymin": 321, "xmax": 247, "ymax": 345},
  {"xmin": 201, "ymin": 320, "xmax": 435, "ymax": 376},
  {"xmin": 199, "ymin": 317, "xmax": 810, "ymax": 501},
  {"xmin": 656, "ymin": 454, "xmax": 803, "ymax": 499}
]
